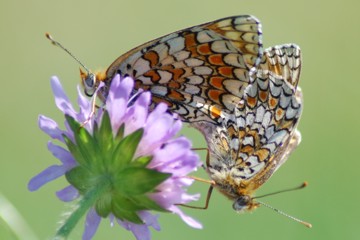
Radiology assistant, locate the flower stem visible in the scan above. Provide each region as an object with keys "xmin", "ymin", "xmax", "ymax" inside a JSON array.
[{"xmin": 54, "ymin": 183, "xmax": 110, "ymax": 239}]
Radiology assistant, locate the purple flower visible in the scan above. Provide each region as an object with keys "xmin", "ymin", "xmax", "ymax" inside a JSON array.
[{"xmin": 28, "ymin": 75, "xmax": 202, "ymax": 239}]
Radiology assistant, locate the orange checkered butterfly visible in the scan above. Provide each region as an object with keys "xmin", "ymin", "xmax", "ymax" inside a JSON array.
[
  {"xmin": 47, "ymin": 15, "xmax": 309, "ymax": 226},
  {"xmin": 191, "ymin": 42, "xmax": 308, "ymax": 226},
  {"xmin": 199, "ymin": 44, "xmax": 304, "ymax": 211},
  {"xmin": 82, "ymin": 15, "xmax": 263, "ymax": 125}
]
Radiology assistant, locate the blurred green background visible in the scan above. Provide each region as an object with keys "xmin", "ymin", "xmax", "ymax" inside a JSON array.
[{"xmin": 1, "ymin": 0, "xmax": 359, "ymax": 239}]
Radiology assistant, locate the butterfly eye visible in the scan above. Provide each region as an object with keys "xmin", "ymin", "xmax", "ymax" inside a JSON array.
[
  {"xmin": 232, "ymin": 195, "xmax": 251, "ymax": 211},
  {"xmin": 83, "ymin": 72, "xmax": 97, "ymax": 97}
]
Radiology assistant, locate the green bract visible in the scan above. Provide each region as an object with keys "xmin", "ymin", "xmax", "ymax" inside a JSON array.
[{"xmin": 63, "ymin": 113, "xmax": 171, "ymax": 224}]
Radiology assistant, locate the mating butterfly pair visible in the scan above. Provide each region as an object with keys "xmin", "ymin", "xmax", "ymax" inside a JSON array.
[{"xmin": 80, "ymin": 15, "xmax": 304, "ymax": 216}]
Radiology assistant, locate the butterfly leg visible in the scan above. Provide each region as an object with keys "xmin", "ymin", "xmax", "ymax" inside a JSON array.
[
  {"xmin": 80, "ymin": 95, "xmax": 104, "ymax": 129},
  {"xmin": 177, "ymin": 185, "xmax": 214, "ymax": 210},
  {"xmin": 80, "ymin": 94, "xmax": 97, "ymax": 128},
  {"xmin": 191, "ymin": 147, "xmax": 210, "ymax": 169},
  {"xmin": 177, "ymin": 148, "xmax": 215, "ymax": 209}
]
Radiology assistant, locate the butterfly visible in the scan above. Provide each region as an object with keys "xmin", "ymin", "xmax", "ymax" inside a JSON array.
[
  {"xmin": 76, "ymin": 15, "xmax": 303, "ymax": 214},
  {"xmin": 201, "ymin": 44, "xmax": 302, "ymax": 211},
  {"xmin": 82, "ymin": 15, "xmax": 263, "ymax": 125}
]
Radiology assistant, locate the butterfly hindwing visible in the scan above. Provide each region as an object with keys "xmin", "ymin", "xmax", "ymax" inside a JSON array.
[{"xmin": 258, "ymin": 44, "xmax": 301, "ymax": 88}]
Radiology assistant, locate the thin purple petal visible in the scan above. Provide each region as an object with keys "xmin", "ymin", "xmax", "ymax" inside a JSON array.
[
  {"xmin": 166, "ymin": 119, "xmax": 182, "ymax": 139},
  {"xmin": 126, "ymin": 223, "xmax": 151, "ymax": 240},
  {"xmin": 28, "ymin": 165, "xmax": 68, "ymax": 191},
  {"xmin": 106, "ymin": 75, "xmax": 133, "ymax": 133},
  {"xmin": 168, "ymin": 206, "xmax": 202, "ymax": 229},
  {"xmin": 117, "ymin": 212, "xmax": 160, "ymax": 240},
  {"xmin": 136, "ymin": 104, "xmax": 181, "ymax": 157},
  {"xmin": 139, "ymin": 212, "xmax": 160, "ymax": 231},
  {"xmin": 123, "ymin": 92, "xmax": 151, "ymax": 136},
  {"xmin": 38, "ymin": 115, "xmax": 64, "ymax": 142},
  {"xmin": 146, "ymin": 103, "xmax": 168, "ymax": 123},
  {"xmin": 47, "ymin": 142, "xmax": 76, "ymax": 167},
  {"xmin": 150, "ymin": 179, "xmax": 200, "ymax": 208},
  {"xmin": 138, "ymin": 115, "xmax": 175, "ymax": 156},
  {"xmin": 50, "ymin": 76, "xmax": 76, "ymax": 117},
  {"xmin": 56, "ymin": 185, "xmax": 79, "ymax": 202},
  {"xmin": 83, "ymin": 208, "xmax": 101, "ymax": 240},
  {"xmin": 149, "ymin": 138, "xmax": 197, "ymax": 172}
]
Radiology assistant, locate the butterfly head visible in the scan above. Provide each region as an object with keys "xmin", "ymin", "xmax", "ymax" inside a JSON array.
[
  {"xmin": 210, "ymin": 170, "xmax": 260, "ymax": 212},
  {"xmin": 80, "ymin": 68, "xmax": 107, "ymax": 98},
  {"xmin": 232, "ymin": 195, "xmax": 259, "ymax": 212}
]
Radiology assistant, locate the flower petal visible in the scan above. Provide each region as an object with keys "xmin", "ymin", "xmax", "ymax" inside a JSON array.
[
  {"xmin": 150, "ymin": 137, "xmax": 201, "ymax": 175},
  {"xmin": 117, "ymin": 211, "xmax": 160, "ymax": 240},
  {"xmin": 50, "ymin": 76, "xmax": 76, "ymax": 117},
  {"xmin": 146, "ymin": 102, "xmax": 168, "ymax": 123},
  {"xmin": 167, "ymin": 119, "xmax": 182, "ymax": 139},
  {"xmin": 139, "ymin": 211, "xmax": 161, "ymax": 231},
  {"xmin": 168, "ymin": 205, "xmax": 202, "ymax": 229},
  {"xmin": 77, "ymin": 85, "xmax": 91, "ymax": 116},
  {"xmin": 28, "ymin": 165, "xmax": 68, "ymax": 191},
  {"xmin": 106, "ymin": 75, "xmax": 133, "ymax": 133},
  {"xmin": 123, "ymin": 91, "xmax": 151, "ymax": 136},
  {"xmin": 136, "ymin": 105, "xmax": 181, "ymax": 157},
  {"xmin": 150, "ymin": 179, "xmax": 200, "ymax": 208},
  {"xmin": 38, "ymin": 115, "xmax": 64, "ymax": 142},
  {"xmin": 56, "ymin": 185, "xmax": 79, "ymax": 202},
  {"xmin": 138, "ymin": 116, "xmax": 175, "ymax": 156},
  {"xmin": 47, "ymin": 142, "xmax": 76, "ymax": 167},
  {"xmin": 83, "ymin": 208, "xmax": 101, "ymax": 240}
]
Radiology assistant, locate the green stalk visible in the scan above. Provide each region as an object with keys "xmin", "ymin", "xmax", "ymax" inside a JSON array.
[{"xmin": 54, "ymin": 182, "xmax": 110, "ymax": 239}]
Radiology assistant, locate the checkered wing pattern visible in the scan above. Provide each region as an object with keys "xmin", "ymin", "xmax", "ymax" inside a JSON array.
[
  {"xmin": 104, "ymin": 15, "xmax": 263, "ymax": 124},
  {"xmin": 91, "ymin": 17, "xmax": 303, "ymax": 205},
  {"xmin": 207, "ymin": 44, "xmax": 302, "ymax": 194}
]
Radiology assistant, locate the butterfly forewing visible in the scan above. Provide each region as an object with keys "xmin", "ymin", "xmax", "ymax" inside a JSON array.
[{"xmin": 104, "ymin": 15, "xmax": 263, "ymax": 124}]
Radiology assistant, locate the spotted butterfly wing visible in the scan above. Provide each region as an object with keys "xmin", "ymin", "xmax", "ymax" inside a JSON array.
[
  {"xmin": 258, "ymin": 44, "xmax": 301, "ymax": 88},
  {"xmin": 203, "ymin": 44, "xmax": 302, "ymax": 210},
  {"xmin": 97, "ymin": 15, "xmax": 263, "ymax": 124}
]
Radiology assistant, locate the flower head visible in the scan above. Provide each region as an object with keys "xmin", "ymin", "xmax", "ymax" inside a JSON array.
[{"xmin": 28, "ymin": 75, "xmax": 202, "ymax": 239}]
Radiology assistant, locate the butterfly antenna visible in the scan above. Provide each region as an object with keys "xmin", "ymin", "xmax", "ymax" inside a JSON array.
[
  {"xmin": 252, "ymin": 182, "xmax": 311, "ymax": 228},
  {"xmin": 46, "ymin": 33, "xmax": 98, "ymax": 127},
  {"xmin": 255, "ymin": 182, "xmax": 308, "ymax": 199},
  {"xmin": 256, "ymin": 200, "xmax": 312, "ymax": 228},
  {"xmin": 45, "ymin": 33, "xmax": 92, "ymax": 75}
]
